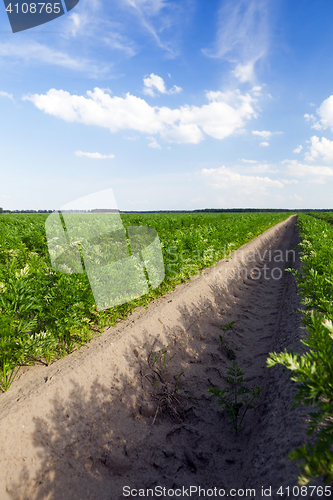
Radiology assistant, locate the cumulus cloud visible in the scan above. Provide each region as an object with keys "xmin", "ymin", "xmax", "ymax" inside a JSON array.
[
  {"xmin": 75, "ymin": 151, "xmax": 115, "ymax": 159},
  {"xmin": 304, "ymin": 96, "xmax": 333, "ymax": 131},
  {"xmin": 202, "ymin": 165, "xmax": 283, "ymax": 196},
  {"xmin": 315, "ymin": 95, "xmax": 333, "ymax": 130},
  {"xmin": 293, "ymin": 145, "xmax": 303, "ymax": 153},
  {"xmin": 305, "ymin": 136, "xmax": 333, "ymax": 162},
  {"xmin": 143, "ymin": 73, "xmax": 182, "ymax": 97},
  {"xmin": 202, "ymin": 0, "xmax": 270, "ymax": 83},
  {"xmin": 260, "ymin": 141, "xmax": 269, "ymax": 147},
  {"xmin": 24, "ymin": 87, "xmax": 257, "ymax": 145},
  {"xmin": 143, "ymin": 73, "xmax": 167, "ymax": 96}
]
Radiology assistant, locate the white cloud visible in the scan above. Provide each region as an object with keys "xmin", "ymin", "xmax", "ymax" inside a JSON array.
[
  {"xmin": 143, "ymin": 73, "xmax": 167, "ymax": 96},
  {"xmin": 305, "ymin": 136, "xmax": 333, "ymax": 162},
  {"xmin": 304, "ymin": 113, "xmax": 316, "ymax": 122},
  {"xmin": 75, "ymin": 151, "xmax": 115, "ymax": 159},
  {"xmin": 122, "ymin": 0, "xmax": 180, "ymax": 55},
  {"xmin": 202, "ymin": 0, "xmax": 270, "ymax": 83},
  {"xmin": 304, "ymin": 96, "xmax": 333, "ymax": 131},
  {"xmin": 202, "ymin": 165, "xmax": 283, "ymax": 195},
  {"xmin": 0, "ymin": 42, "xmax": 108, "ymax": 77},
  {"xmin": 0, "ymin": 91, "xmax": 14, "ymax": 102},
  {"xmin": 315, "ymin": 95, "xmax": 333, "ymax": 131},
  {"xmin": 24, "ymin": 87, "xmax": 257, "ymax": 145},
  {"xmin": 250, "ymin": 164, "xmax": 278, "ymax": 173},
  {"xmin": 260, "ymin": 141, "xmax": 269, "ymax": 147},
  {"xmin": 143, "ymin": 73, "xmax": 182, "ymax": 97},
  {"xmin": 252, "ymin": 130, "xmax": 272, "ymax": 139},
  {"xmin": 147, "ymin": 137, "xmax": 162, "ymax": 149},
  {"xmin": 251, "ymin": 86, "xmax": 263, "ymax": 97},
  {"xmin": 240, "ymin": 159, "xmax": 258, "ymax": 163},
  {"xmin": 304, "ymin": 113, "xmax": 322, "ymax": 130},
  {"xmin": 293, "ymin": 145, "xmax": 303, "ymax": 153},
  {"xmin": 170, "ymin": 85, "xmax": 182, "ymax": 94},
  {"xmin": 286, "ymin": 160, "xmax": 333, "ymax": 178},
  {"xmin": 252, "ymin": 130, "xmax": 283, "ymax": 140}
]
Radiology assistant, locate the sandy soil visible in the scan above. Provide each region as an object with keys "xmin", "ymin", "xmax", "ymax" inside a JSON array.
[{"xmin": 0, "ymin": 215, "xmax": 325, "ymax": 499}]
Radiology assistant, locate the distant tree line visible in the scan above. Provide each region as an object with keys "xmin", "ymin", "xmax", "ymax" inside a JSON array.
[
  {"xmin": 0, "ymin": 209, "xmax": 53, "ymax": 214},
  {"xmin": 0, "ymin": 208, "xmax": 332, "ymax": 214}
]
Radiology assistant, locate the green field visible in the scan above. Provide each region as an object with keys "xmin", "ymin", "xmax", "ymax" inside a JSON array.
[{"xmin": 0, "ymin": 211, "xmax": 290, "ymax": 391}]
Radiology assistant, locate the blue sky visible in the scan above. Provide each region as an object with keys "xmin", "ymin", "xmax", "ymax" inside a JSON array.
[{"xmin": 1, "ymin": 0, "xmax": 333, "ymax": 210}]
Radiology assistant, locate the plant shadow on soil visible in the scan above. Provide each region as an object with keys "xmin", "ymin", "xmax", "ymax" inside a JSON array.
[{"xmin": 6, "ymin": 229, "xmax": 316, "ymax": 500}]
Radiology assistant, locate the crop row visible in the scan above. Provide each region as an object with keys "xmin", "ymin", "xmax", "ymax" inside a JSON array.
[
  {"xmin": 268, "ymin": 213, "xmax": 333, "ymax": 485},
  {"xmin": 0, "ymin": 211, "xmax": 289, "ymax": 392}
]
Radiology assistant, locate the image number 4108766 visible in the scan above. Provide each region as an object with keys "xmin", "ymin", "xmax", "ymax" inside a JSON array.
[{"xmin": 3, "ymin": 0, "xmax": 80, "ymax": 33}]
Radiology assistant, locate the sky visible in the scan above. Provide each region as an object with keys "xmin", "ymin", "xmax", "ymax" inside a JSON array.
[{"xmin": 1, "ymin": 0, "xmax": 333, "ymax": 211}]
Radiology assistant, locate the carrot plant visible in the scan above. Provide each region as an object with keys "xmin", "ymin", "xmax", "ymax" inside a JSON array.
[
  {"xmin": 208, "ymin": 361, "xmax": 263, "ymax": 432},
  {"xmin": 267, "ymin": 213, "xmax": 333, "ymax": 485}
]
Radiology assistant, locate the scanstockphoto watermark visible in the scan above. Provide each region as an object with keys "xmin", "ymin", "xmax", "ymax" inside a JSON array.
[
  {"xmin": 45, "ymin": 188, "xmax": 165, "ymax": 311},
  {"xmin": 165, "ymin": 245, "xmax": 296, "ymax": 283},
  {"xmin": 123, "ymin": 485, "xmax": 257, "ymax": 497}
]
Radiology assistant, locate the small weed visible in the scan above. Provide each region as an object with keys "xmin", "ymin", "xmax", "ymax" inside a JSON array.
[
  {"xmin": 208, "ymin": 361, "xmax": 263, "ymax": 432},
  {"xmin": 151, "ymin": 349, "xmax": 175, "ymax": 389},
  {"xmin": 175, "ymin": 371, "xmax": 184, "ymax": 392},
  {"xmin": 220, "ymin": 321, "xmax": 235, "ymax": 333},
  {"xmin": 147, "ymin": 349, "xmax": 186, "ymax": 424}
]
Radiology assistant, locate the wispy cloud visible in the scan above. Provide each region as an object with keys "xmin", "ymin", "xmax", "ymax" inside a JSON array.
[
  {"xmin": 293, "ymin": 145, "xmax": 303, "ymax": 153},
  {"xmin": 121, "ymin": 0, "xmax": 184, "ymax": 56},
  {"xmin": 24, "ymin": 86, "xmax": 258, "ymax": 145},
  {"xmin": 75, "ymin": 151, "xmax": 115, "ymax": 159},
  {"xmin": 0, "ymin": 91, "xmax": 14, "ymax": 102},
  {"xmin": 0, "ymin": 42, "xmax": 110, "ymax": 77},
  {"xmin": 202, "ymin": 0, "xmax": 270, "ymax": 82},
  {"xmin": 61, "ymin": 0, "xmax": 137, "ymax": 57}
]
